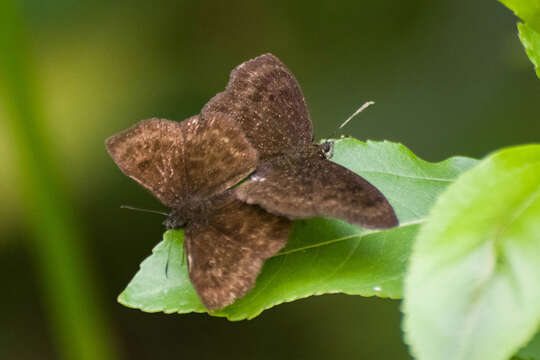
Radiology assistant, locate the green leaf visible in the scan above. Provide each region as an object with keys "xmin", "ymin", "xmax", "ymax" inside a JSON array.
[
  {"xmin": 499, "ymin": 0, "xmax": 540, "ymax": 33},
  {"xmin": 499, "ymin": 0, "xmax": 540, "ymax": 78},
  {"xmin": 403, "ymin": 144, "xmax": 540, "ymax": 360},
  {"xmin": 118, "ymin": 230, "xmax": 206, "ymax": 314},
  {"xmin": 518, "ymin": 22, "xmax": 540, "ymax": 78},
  {"xmin": 118, "ymin": 139, "xmax": 476, "ymax": 320},
  {"xmin": 517, "ymin": 329, "xmax": 540, "ymax": 360}
]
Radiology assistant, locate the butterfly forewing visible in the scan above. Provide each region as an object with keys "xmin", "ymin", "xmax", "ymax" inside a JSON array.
[
  {"xmin": 182, "ymin": 113, "xmax": 259, "ymax": 198},
  {"xmin": 185, "ymin": 193, "xmax": 290, "ymax": 310},
  {"xmin": 106, "ymin": 118, "xmax": 188, "ymax": 207},
  {"xmin": 202, "ymin": 53, "xmax": 313, "ymax": 159},
  {"xmin": 106, "ymin": 114, "xmax": 258, "ymax": 207},
  {"xmin": 235, "ymin": 155, "xmax": 398, "ymax": 229}
]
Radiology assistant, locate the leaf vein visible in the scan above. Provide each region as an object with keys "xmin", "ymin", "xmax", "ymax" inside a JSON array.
[
  {"xmin": 276, "ymin": 219, "xmax": 423, "ymax": 256},
  {"xmin": 358, "ymin": 169, "xmax": 455, "ymax": 182}
]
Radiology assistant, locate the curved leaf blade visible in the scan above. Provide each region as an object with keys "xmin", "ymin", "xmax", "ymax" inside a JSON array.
[
  {"xmin": 118, "ymin": 230, "xmax": 206, "ymax": 314},
  {"xmin": 404, "ymin": 144, "xmax": 540, "ymax": 360},
  {"xmin": 499, "ymin": 0, "xmax": 540, "ymax": 33},
  {"xmin": 499, "ymin": 0, "xmax": 540, "ymax": 78},
  {"xmin": 332, "ymin": 139, "xmax": 477, "ymax": 224},
  {"xmin": 518, "ymin": 22, "xmax": 540, "ymax": 79},
  {"xmin": 119, "ymin": 139, "xmax": 476, "ymax": 320},
  {"xmin": 517, "ymin": 329, "xmax": 540, "ymax": 360}
]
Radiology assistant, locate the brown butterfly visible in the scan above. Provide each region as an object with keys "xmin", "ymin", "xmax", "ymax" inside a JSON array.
[
  {"xmin": 106, "ymin": 115, "xmax": 290, "ymax": 310},
  {"xmin": 107, "ymin": 54, "xmax": 397, "ymax": 311},
  {"xmin": 202, "ymin": 53, "xmax": 398, "ymax": 228}
]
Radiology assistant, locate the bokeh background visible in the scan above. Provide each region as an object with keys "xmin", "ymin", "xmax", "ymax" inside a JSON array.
[{"xmin": 1, "ymin": 0, "xmax": 538, "ymax": 359}]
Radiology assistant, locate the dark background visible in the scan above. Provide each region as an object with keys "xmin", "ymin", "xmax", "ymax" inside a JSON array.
[{"xmin": 1, "ymin": 0, "xmax": 538, "ymax": 359}]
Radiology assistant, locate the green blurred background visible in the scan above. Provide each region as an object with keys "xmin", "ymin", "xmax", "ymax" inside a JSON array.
[{"xmin": 0, "ymin": 0, "xmax": 538, "ymax": 359}]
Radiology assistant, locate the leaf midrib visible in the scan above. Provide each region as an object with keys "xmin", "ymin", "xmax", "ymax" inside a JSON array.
[
  {"xmin": 450, "ymin": 168, "xmax": 540, "ymax": 360},
  {"xmin": 276, "ymin": 219, "xmax": 424, "ymax": 256},
  {"xmin": 356, "ymin": 169, "xmax": 455, "ymax": 183}
]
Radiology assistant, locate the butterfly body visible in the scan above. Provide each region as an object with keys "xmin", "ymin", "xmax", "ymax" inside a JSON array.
[{"xmin": 163, "ymin": 196, "xmax": 213, "ymax": 229}]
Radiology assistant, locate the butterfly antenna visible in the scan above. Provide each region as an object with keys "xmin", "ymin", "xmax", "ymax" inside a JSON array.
[
  {"xmin": 338, "ymin": 101, "xmax": 375, "ymax": 130},
  {"xmin": 120, "ymin": 205, "xmax": 168, "ymax": 216}
]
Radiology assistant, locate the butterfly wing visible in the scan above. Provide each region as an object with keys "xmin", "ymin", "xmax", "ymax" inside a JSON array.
[
  {"xmin": 106, "ymin": 117, "xmax": 189, "ymax": 207},
  {"xmin": 185, "ymin": 193, "xmax": 290, "ymax": 310},
  {"xmin": 182, "ymin": 113, "xmax": 259, "ymax": 198},
  {"xmin": 202, "ymin": 53, "xmax": 312, "ymax": 159},
  {"xmin": 106, "ymin": 115, "xmax": 258, "ymax": 207},
  {"xmin": 234, "ymin": 155, "xmax": 398, "ymax": 229}
]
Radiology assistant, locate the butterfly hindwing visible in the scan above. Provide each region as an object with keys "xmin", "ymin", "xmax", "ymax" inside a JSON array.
[
  {"xmin": 185, "ymin": 193, "xmax": 290, "ymax": 310},
  {"xmin": 202, "ymin": 53, "xmax": 313, "ymax": 159},
  {"xmin": 234, "ymin": 154, "xmax": 398, "ymax": 229}
]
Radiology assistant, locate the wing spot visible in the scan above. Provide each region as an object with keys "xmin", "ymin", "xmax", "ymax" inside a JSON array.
[
  {"xmin": 251, "ymin": 175, "xmax": 266, "ymax": 182},
  {"xmin": 137, "ymin": 159, "xmax": 151, "ymax": 171}
]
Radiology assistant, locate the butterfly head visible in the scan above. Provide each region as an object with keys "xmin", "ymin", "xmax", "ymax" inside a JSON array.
[
  {"xmin": 163, "ymin": 209, "xmax": 187, "ymax": 229},
  {"xmin": 319, "ymin": 141, "xmax": 334, "ymax": 160},
  {"xmin": 163, "ymin": 198, "xmax": 216, "ymax": 230}
]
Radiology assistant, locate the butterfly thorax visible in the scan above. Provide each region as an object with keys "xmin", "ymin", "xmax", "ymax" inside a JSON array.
[
  {"xmin": 163, "ymin": 197, "xmax": 215, "ymax": 230},
  {"xmin": 271, "ymin": 143, "xmax": 331, "ymax": 162}
]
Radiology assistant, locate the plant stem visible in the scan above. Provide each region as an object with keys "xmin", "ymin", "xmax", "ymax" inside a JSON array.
[{"xmin": 0, "ymin": 2, "xmax": 120, "ymax": 360}]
